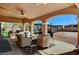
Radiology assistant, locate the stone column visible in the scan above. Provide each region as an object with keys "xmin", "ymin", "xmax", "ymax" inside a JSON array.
[
  {"xmin": 77, "ymin": 17, "xmax": 79, "ymax": 47},
  {"xmin": 74, "ymin": 16, "xmax": 79, "ymax": 52},
  {"xmin": 38, "ymin": 20, "xmax": 48, "ymax": 48},
  {"xmin": 22, "ymin": 22, "xmax": 25, "ymax": 32},
  {"xmin": 72, "ymin": 16, "xmax": 79, "ymax": 51},
  {"xmin": 42, "ymin": 20, "xmax": 48, "ymax": 35},
  {"xmin": 21, "ymin": 19, "xmax": 25, "ymax": 32},
  {"xmin": 29, "ymin": 22, "xmax": 34, "ymax": 35}
]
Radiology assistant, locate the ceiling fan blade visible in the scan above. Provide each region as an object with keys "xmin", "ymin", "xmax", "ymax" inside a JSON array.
[
  {"xmin": 16, "ymin": 7, "xmax": 22, "ymax": 11},
  {"xmin": 0, "ymin": 6, "xmax": 8, "ymax": 10}
]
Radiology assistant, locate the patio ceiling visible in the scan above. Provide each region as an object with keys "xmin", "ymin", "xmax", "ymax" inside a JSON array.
[{"xmin": 0, "ymin": 3, "xmax": 78, "ymax": 23}]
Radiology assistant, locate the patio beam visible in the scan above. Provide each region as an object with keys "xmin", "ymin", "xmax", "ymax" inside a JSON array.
[
  {"xmin": 0, "ymin": 15, "xmax": 31, "ymax": 23},
  {"xmin": 31, "ymin": 5, "xmax": 78, "ymax": 22},
  {"xmin": 0, "ymin": 16, "xmax": 22, "ymax": 23}
]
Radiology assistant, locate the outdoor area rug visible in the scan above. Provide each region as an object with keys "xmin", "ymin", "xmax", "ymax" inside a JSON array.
[{"xmin": 38, "ymin": 40, "xmax": 76, "ymax": 55}]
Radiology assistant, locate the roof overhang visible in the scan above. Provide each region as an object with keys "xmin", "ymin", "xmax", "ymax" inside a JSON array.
[{"xmin": 0, "ymin": 3, "xmax": 78, "ymax": 23}]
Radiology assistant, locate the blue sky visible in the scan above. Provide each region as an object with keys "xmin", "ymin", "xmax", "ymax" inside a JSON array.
[{"xmin": 34, "ymin": 15, "xmax": 77, "ymax": 25}]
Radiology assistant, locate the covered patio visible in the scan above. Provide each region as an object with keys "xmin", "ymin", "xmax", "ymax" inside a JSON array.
[{"xmin": 0, "ymin": 3, "xmax": 78, "ymax": 55}]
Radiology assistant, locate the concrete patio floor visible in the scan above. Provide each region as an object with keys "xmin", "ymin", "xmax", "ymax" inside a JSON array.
[
  {"xmin": 38, "ymin": 32, "xmax": 77, "ymax": 55},
  {"xmin": 53, "ymin": 32, "xmax": 77, "ymax": 45},
  {"xmin": 38, "ymin": 40, "xmax": 76, "ymax": 55}
]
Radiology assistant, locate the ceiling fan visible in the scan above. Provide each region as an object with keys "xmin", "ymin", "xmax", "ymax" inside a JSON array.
[
  {"xmin": 15, "ymin": 7, "xmax": 24, "ymax": 15},
  {"xmin": 0, "ymin": 6, "xmax": 30, "ymax": 22},
  {"xmin": 15, "ymin": 7, "xmax": 30, "ymax": 22}
]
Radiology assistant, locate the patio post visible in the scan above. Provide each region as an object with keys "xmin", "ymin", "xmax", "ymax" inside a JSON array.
[
  {"xmin": 74, "ymin": 16, "xmax": 79, "ymax": 51},
  {"xmin": 42, "ymin": 20, "xmax": 48, "ymax": 35},
  {"xmin": 37, "ymin": 20, "xmax": 49, "ymax": 48},
  {"xmin": 29, "ymin": 22, "xmax": 34, "ymax": 35},
  {"xmin": 77, "ymin": 16, "xmax": 79, "ymax": 48},
  {"xmin": 22, "ymin": 19, "xmax": 25, "ymax": 32},
  {"xmin": 38, "ymin": 19, "xmax": 54, "ymax": 48}
]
